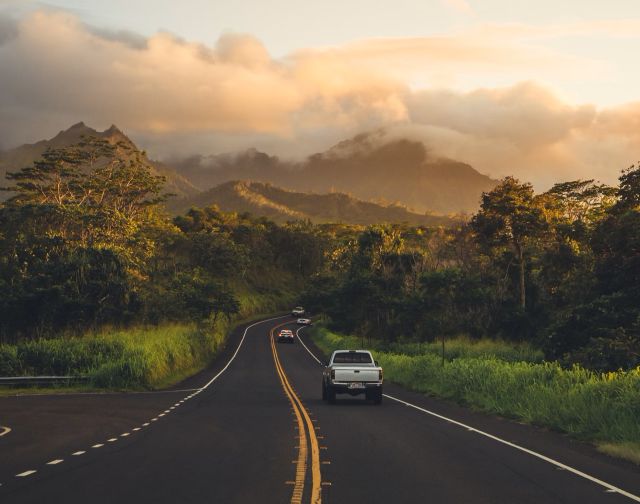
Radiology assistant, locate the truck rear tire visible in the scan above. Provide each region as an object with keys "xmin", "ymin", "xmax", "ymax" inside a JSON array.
[
  {"xmin": 373, "ymin": 388, "xmax": 383, "ymax": 405},
  {"xmin": 327, "ymin": 385, "xmax": 336, "ymax": 404},
  {"xmin": 322, "ymin": 382, "xmax": 327, "ymax": 401}
]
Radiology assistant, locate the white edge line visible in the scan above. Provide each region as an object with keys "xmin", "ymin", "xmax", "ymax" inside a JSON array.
[
  {"xmin": 295, "ymin": 327, "xmax": 640, "ymax": 503},
  {"xmin": 198, "ymin": 314, "xmax": 289, "ymax": 391},
  {"xmin": 383, "ymin": 394, "xmax": 640, "ymax": 502},
  {"xmin": 295, "ymin": 327, "xmax": 322, "ymax": 365}
]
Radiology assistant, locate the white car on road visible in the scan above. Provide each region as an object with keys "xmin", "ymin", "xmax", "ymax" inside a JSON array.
[{"xmin": 277, "ymin": 329, "xmax": 295, "ymax": 343}]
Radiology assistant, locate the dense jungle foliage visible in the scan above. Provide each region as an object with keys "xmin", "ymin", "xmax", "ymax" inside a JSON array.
[
  {"xmin": 301, "ymin": 170, "xmax": 640, "ymax": 371},
  {"xmin": 1, "ymin": 136, "xmax": 638, "ymax": 372},
  {"xmin": 0, "ymin": 138, "xmax": 328, "ymax": 344}
]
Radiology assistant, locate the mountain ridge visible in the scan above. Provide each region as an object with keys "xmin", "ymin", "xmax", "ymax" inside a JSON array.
[
  {"xmin": 2, "ymin": 123, "xmax": 496, "ymax": 214},
  {"xmin": 168, "ymin": 180, "xmax": 458, "ymax": 226},
  {"xmin": 0, "ymin": 123, "xmax": 199, "ymax": 200},
  {"xmin": 169, "ymin": 130, "xmax": 497, "ymax": 214}
]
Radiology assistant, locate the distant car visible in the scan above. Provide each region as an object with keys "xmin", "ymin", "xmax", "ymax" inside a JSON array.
[
  {"xmin": 291, "ymin": 306, "xmax": 305, "ymax": 317},
  {"xmin": 296, "ymin": 318, "xmax": 312, "ymax": 326},
  {"xmin": 277, "ymin": 329, "xmax": 295, "ymax": 343}
]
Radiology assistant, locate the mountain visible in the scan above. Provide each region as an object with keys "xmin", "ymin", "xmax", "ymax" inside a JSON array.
[
  {"xmin": 168, "ymin": 130, "xmax": 497, "ymax": 214},
  {"xmin": 0, "ymin": 122, "xmax": 198, "ymax": 201},
  {"xmin": 2, "ymin": 125, "xmax": 496, "ymax": 214},
  {"xmin": 169, "ymin": 180, "xmax": 456, "ymax": 226}
]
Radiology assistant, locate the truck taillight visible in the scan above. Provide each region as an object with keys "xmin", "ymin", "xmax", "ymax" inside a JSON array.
[
  {"xmin": 379, "ymin": 369, "xmax": 383, "ymax": 381},
  {"xmin": 331, "ymin": 370, "xmax": 335, "ymax": 380}
]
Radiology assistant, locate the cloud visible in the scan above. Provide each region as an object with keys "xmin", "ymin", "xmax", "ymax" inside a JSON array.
[
  {"xmin": 0, "ymin": 14, "xmax": 18, "ymax": 45},
  {"xmin": 399, "ymin": 85, "xmax": 639, "ymax": 188},
  {"xmin": 441, "ymin": 0, "xmax": 475, "ymax": 16},
  {"xmin": 0, "ymin": 10, "xmax": 640, "ymax": 189},
  {"xmin": 0, "ymin": 11, "xmax": 408, "ymax": 143},
  {"xmin": 408, "ymin": 82, "xmax": 595, "ymax": 151}
]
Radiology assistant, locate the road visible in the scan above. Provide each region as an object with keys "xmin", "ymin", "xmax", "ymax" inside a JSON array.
[{"xmin": 1, "ymin": 315, "xmax": 639, "ymax": 503}]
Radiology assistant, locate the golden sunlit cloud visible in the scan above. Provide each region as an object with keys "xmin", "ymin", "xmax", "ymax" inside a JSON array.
[
  {"xmin": 0, "ymin": 9, "xmax": 639, "ymax": 187},
  {"xmin": 441, "ymin": 0, "xmax": 475, "ymax": 16}
]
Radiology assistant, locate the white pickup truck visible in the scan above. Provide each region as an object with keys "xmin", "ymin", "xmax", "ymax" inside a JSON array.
[{"xmin": 322, "ymin": 350, "xmax": 383, "ymax": 404}]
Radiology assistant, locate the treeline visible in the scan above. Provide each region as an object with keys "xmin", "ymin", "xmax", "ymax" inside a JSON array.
[
  {"xmin": 2, "ymin": 136, "xmax": 638, "ymax": 372},
  {"xmin": 302, "ymin": 168, "xmax": 640, "ymax": 371},
  {"xmin": 0, "ymin": 138, "xmax": 327, "ymax": 342}
]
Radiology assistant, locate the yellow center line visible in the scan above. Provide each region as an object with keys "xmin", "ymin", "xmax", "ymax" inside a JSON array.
[
  {"xmin": 270, "ymin": 324, "xmax": 308, "ymax": 503},
  {"xmin": 270, "ymin": 322, "xmax": 322, "ymax": 504}
]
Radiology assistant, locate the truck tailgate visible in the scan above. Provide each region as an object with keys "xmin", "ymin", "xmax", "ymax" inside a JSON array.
[{"xmin": 333, "ymin": 367, "xmax": 379, "ymax": 382}]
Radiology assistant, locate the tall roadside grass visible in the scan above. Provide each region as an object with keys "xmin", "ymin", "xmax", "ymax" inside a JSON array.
[
  {"xmin": 0, "ymin": 283, "xmax": 295, "ymax": 390},
  {"xmin": 311, "ymin": 326, "xmax": 640, "ymax": 463},
  {"xmin": 317, "ymin": 331, "xmax": 544, "ymax": 363},
  {"xmin": 0, "ymin": 324, "xmax": 227, "ymax": 389}
]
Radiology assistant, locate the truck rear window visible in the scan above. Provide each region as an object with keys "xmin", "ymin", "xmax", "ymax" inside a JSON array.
[{"xmin": 333, "ymin": 352, "xmax": 373, "ymax": 364}]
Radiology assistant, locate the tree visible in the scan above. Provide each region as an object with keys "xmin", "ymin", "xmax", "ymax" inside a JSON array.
[
  {"xmin": 471, "ymin": 177, "xmax": 547, "ymax": 310},
  {"xmin": 0, "ymin": 137, "xmax": 167, "ymax": 338}
]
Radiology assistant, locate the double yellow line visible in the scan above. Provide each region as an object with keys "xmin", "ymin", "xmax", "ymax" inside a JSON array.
[{"xmin": 270, "ymin": 323, "xmax": 322, "ymax": 504}]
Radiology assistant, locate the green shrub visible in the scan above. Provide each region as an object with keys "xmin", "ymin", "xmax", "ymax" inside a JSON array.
[{"xmin": 0, "ymin": 345, "xmax": 20, "ymax": 375}]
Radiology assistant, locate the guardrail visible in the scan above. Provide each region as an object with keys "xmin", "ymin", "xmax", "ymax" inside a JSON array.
[{"xmin": 0, "ymin": 376, "xmax": 90, "ymax": 386}]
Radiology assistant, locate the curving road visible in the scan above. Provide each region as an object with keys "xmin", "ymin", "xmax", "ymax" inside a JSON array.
[{"xmin": 1, "ymin": 315, "xmax": 639, "ymax": 503}]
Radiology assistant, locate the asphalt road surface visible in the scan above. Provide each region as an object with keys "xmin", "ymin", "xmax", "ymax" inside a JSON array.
[{"xmin": 1, "ymin": 315, "xmax": 639, "ymax": 503}]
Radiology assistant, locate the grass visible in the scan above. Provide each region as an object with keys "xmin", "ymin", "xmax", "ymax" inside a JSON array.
[
  {"xmin": 598, "ymin": 442, "xmax": 640, "ymax": 465},
  {"xmin": 0, "ymin": 283, "xmax": 295, "ymax": 393},
  {"xmin": 311, "ymin": 326, "xmax": 640, "ymax": 465},
  {"xmin": 318, "ymin": 331, "xmax": 544, "ymax": 363},
  {"xmin": 0, "ymin": 324, "xmax": 224, "ymax": 390}
]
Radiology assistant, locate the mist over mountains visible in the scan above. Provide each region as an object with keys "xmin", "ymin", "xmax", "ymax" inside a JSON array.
[
  {"xmin": 169, "ymin": 130, "xmax": 497, "ymax": 214},
  {"xmin": 0, "ymin": 123, "xmax": 497, "ymax": 219}
]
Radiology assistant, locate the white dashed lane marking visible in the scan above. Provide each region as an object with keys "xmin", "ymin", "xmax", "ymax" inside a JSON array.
[
  {"xmin": 16, "ymin": 470, "xmax": 36, "ymax": 477},
  {"xmin": 3, "ymin": 315, "xmax": 289, "ymax": 490}
]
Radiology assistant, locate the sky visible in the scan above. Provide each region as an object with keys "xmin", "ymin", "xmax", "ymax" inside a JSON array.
[{"xmin": 1, "ymin": 0, "xmax": 640, "ymax": 188}]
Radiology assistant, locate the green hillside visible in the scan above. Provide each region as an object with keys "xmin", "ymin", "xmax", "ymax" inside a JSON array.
[{"xmin": 168, "ymin": 180, "xmax": 457, "ymax": 226}]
